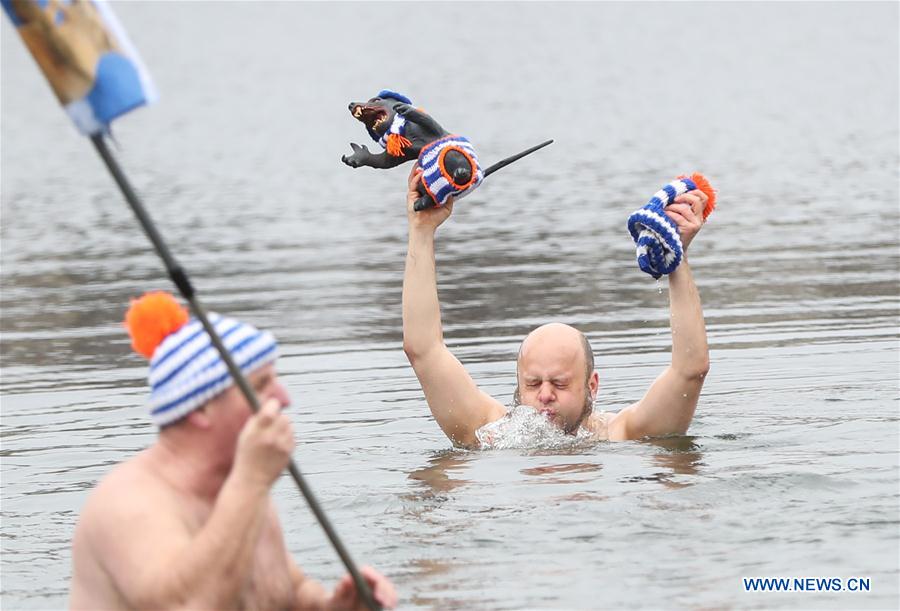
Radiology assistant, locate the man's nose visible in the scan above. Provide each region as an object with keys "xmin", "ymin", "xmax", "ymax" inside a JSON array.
[
  {"xmin": 538, "ymin": 383, "xmax": 555, "ymax": 403},
  {"xmin": 271, "ymin": 381, "xmax": 291, "ymax": 410}
]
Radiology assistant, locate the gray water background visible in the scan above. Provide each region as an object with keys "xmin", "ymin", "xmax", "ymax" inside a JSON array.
[{"xmin": 2, "ymin": 2, "xmax": 898, "ymax": 609}]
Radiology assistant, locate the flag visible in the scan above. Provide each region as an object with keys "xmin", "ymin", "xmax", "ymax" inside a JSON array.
[{"xmin": 2, "ymin": 0, "xmax": 157, "ymax": 135}]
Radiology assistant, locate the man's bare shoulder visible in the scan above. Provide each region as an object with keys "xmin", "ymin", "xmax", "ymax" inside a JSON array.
[
  {"xmin": 71, "ymin": 449, "xmax": 191, "ymax": 603},
  {"xmin": 585, "ymin": 408, "xmax": 634, "ymax": 442},
  {"xmin": 77, "ymin": 450, "xmax": 187, "ymax": 547},
  {"xmin": 597, "ymin": 402, "xmax": 644, "ymax": 441},
  {"xmin": 85, "ymin": 450, "xmax": 167, "ymax": 506}
]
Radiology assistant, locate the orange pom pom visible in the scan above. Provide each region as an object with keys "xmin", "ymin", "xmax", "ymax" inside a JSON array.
[
  {"xmin": 124, "ymin": 291, "xmax": 189, "ymax": 359},
  {"xmin": 680, "ymin": 172, "xmax": 717, "ymax": 220}
]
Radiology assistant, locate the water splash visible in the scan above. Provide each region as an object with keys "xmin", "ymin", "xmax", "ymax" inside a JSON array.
[{"xmin": 475, "ymin": 405, "xmax": 596, "ymax": 450}]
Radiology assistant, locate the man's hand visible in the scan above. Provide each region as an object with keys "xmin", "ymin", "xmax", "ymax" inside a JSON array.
[
  {"xmin": 232, "ymin": 398, "xmax": 294, "ymax": 491},
  {"xmin": 665, "ymin": 189, "xmax": 708, "ymax": 251},
  {"xmin": 326, "ymin": 566, "xmax": 398, "ymax": 610},
  {"xmin": 407, "ymin": 165, "xmax": 453, "ymax": 231}
]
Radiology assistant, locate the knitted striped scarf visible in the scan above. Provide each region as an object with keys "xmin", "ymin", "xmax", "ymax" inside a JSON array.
[
  {"xmin": 376, "ymin": 115, "xmax": 412, "ymax": 157},
  {"xmin": 370, "ymin": 90, "xmax": 414, "ymax": 157},
  {"xmin": 627, "ymin": 174, "xmax": 716, "ymax": 278}
]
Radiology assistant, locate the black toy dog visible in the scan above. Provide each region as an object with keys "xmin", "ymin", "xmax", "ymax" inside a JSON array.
[{"xmin": 343, "ymin": 90, "xmax": 552, "ymax": 211}]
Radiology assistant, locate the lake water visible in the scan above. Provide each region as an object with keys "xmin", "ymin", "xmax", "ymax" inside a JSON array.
[{"xmin": 2, "ymin": 2, "xmax": 898, "ymax": 609}]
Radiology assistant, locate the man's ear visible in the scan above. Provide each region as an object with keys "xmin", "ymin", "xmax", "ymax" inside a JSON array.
[{"xmin": 589, "ymin": 371, "xmax": 600, "ymax": 400}]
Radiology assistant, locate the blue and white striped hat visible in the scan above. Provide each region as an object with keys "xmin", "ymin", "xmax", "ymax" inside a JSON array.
[
  {"xmin": 626, "ymin": 173, "xmax": 716, "ymax": 279},
  {"xmin": 626, "ymin": 178, "xmax": 693, "ymax": 278},
  {"xmin": 125, "ymin": 292, "xmax": 278, "ymax": 427}
]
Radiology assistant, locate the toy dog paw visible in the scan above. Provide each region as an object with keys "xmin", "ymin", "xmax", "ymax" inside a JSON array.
[
  {"xmin": 341, "ymin": 142, "xmax": 371, "ymax": 168},
  {"xmin": 391, "ymin": 102, "xmax": 413, "ymax": 116}
]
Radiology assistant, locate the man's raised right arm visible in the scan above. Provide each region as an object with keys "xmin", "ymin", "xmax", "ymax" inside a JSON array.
[{"xmin": 402, "ymin": 168, "xmax": 505, "ymax": 447}]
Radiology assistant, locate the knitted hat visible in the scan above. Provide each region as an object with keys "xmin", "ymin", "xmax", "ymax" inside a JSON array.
[
  {"xmin": 124, "ymin": 292, "xmax": 278, "ymax": 427},
  {"xmin": 376, "ymin": 89, "xmax": 411, "ymax": 105},
  {"xmin": 627, "ymin": 173, "xmax": 716, "ymax": 278}
]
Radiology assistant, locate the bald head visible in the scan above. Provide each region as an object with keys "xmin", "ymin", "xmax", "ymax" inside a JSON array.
[{"xmin": 517, "ymin": 323, "xmax": 594, "ymax": 381}]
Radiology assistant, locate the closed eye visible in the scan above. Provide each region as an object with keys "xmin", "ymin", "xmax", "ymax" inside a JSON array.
[{"xmin": 253, "ymin": 375, "xmax": 273, "ymax": 393}]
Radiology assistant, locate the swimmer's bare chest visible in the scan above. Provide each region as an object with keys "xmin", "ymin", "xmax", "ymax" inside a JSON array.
[{"xmin": 240, "ymin": 514, "xmax": 296, "ymax": 610}]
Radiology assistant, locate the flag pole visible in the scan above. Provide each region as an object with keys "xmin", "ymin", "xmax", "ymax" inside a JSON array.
[{"xmin": 91, "ymin": 133, "xmax": 381, "ymax": 611}]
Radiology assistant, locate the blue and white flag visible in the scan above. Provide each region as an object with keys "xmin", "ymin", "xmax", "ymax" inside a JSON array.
[{"xmin": 2, "ymin": 0, "xmax": 157, "ymax": 135}]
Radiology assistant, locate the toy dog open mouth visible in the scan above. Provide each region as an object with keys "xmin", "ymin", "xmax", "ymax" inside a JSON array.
[
  {"xmin": 350, "ymin": 103, "xmax": 390, "ymax": 136},
  {"xmin": 342, "ymin": 89, "xmax": 553, "ymax": 211}
]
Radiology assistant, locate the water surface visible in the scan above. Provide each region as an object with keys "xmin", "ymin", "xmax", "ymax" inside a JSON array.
[{"xmin": 2, "ymin": 2, "xmax": 898, "ymax": 609}]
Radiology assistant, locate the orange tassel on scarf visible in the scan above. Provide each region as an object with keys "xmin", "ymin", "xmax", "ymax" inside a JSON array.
[{"xmin": 386, "ymin": 133, "xmax": 412, "ymax": 157}]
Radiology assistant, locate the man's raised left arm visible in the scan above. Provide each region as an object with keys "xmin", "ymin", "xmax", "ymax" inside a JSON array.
[{"xmin": 608, "ymin": 189, "xmax": 710, "ymax": 440}]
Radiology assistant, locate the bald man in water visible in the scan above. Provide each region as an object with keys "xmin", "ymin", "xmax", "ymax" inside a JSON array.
[{"xmin": 401, "ymin": 167, "xmax": 711, "ymax": 447}]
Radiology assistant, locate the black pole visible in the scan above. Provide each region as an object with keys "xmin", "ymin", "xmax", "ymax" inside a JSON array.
[
  {"xmin": 482, "ymin": 139, "xmax": 554, "ymax": 178},
  {"xmin": 91, "ymin": 134, "xmax": 380, "ymax": 611}
]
